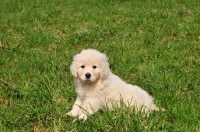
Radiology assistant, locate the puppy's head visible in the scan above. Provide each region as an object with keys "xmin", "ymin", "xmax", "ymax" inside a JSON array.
[{"xmin": 70, "ymin": 49, "xmax": 110, "ymax": 84}]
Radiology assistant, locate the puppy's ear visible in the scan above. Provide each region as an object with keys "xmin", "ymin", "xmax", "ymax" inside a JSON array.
[
  {"xmin": 70, "ymin": 54, "xmax": 79, "ymax": 77},
  {"xmin": 100, "ymin": 54, "xmax": 110, "ymax": 79}
]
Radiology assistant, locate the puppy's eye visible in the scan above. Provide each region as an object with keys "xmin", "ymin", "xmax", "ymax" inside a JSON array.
[
  {"xmin": 81, "ymin": 65, "xmax": 85, "ymax": 68},
  {"xmin": 93, "ymin": 66, "xmax": 97, "ymax": 69}
]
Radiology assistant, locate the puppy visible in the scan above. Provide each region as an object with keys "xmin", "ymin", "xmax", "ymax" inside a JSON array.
[{"xmin": 67, "ymin": 49, "xmax": 160, "ymax": 120}]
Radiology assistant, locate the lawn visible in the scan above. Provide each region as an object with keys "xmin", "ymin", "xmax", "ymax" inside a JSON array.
[{"xmin": 0, "ymin": 0, "xmax": 200, "ymax": 131}]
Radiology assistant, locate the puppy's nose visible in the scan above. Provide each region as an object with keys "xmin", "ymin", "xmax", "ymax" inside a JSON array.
[{"xmin": 85, "ymin": 73, "xmax": 91, "ymax": 79}]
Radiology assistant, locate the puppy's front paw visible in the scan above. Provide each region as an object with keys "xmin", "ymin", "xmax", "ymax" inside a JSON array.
[
  {"xmin": 67, "ymin": 110, "xmax": 79, "ymax": 117},
  {"xmin": 78, "ymin": 113, "xmax": 87, "ymax": 120}
]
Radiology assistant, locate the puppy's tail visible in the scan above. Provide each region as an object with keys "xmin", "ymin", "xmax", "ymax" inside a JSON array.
[{"xmin": 150, "ymin": 104, "xmax": 165, "ymax": 112}]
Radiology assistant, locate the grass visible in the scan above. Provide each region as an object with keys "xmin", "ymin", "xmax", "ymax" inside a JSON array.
[{"xmin": 0, "ymin": 0, "xmax": 200, "ymax": 131}]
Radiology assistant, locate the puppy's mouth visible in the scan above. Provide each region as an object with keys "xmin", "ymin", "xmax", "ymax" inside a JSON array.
[
  {"xmin": 83, "ymin": 79, "xmax": 93, "ymax": 84},
  {"xmin": 79, "ymin": 77, "xmax": 96, "ymax": 84}
]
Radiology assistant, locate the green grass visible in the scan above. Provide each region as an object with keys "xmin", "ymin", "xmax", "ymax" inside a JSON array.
[{"xmin": 0, "ymin": 0, "xmax": 200, "ymax": 131}]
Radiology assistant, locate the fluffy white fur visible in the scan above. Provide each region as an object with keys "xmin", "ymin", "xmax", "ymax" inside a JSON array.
[{"xmin": 67, "ymin": 49, "xmax": 159, "ymax": 120}]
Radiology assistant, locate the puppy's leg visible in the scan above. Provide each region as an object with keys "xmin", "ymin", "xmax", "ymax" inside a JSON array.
[
  {"xmin": 78, "ymin": 99, "xmax": 100, "ymax": 120},
  {"xmin": 67, "ymin": 96, "xmax": 82, "ymax": 117}
]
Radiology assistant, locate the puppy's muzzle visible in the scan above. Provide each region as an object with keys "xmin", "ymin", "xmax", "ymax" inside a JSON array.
[{"xmin": 85, "ymin": 73, "xmax": 91, "ymax": 79}]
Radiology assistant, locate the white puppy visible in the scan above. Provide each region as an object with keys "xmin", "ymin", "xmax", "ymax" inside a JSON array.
[{"xmin": 68, "ymin": 49, "xmax": 159, "ymax": 120}]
